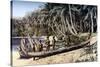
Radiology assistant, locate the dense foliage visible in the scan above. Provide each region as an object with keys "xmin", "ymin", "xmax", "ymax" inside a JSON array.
[{"xmin": 11, "ymin": 3, "xmax": 97, "ymax": 39}]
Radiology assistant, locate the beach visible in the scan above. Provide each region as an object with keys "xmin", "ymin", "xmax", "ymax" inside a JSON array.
[
  {"xmin": 12, "ymin": 36, "xmax": 97, "ymax": 67},
  {"xmin": 12, "ymin": 48, "xmax": 96, "ymax": 67}
]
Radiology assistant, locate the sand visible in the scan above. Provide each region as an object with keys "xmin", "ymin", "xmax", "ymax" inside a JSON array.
[
  {"xmin": 12, "ymin": 48, "xmax": 86, "ymax": 67},
  {"xmin": 12, "ymin": 36, "xmax": 97, "ymax": 67}
]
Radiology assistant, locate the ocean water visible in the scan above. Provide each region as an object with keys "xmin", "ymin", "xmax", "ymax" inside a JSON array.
[
  {"xmin": 11, "ymin": 37, "xmax": 45, "ymax": 51},
  {"xmin": 11, "ymin": 38, "xmax": 20, "ymax": 51},
  {"xmin": 11, "ymin": 37, "xmax": 64, "ymax": 51}
]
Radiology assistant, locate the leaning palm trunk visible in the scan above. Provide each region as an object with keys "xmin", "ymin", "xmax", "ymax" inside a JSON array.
[
  {"xmin": 65, "ymin": 16, "xmax": 79, "ymax": 37},
  {"xmin": 27, "ymin": 34, "xmax": 34, "ymax": 50},
  {"xmin": 18, "ymin": 38, "xmax": 28, "ymax": 58},
  {"xmin": 90, "ymin": 10, "xmax": 94, "ymax": 33},
  {"xmin": 69, "ymin": 5, "xmax": 77, "ymax": 34}
]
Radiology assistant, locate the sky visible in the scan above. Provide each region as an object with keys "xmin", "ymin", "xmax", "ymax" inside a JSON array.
[{"xmin": 12, "ymin": 1, "xmax": 45, "ymax": 17}]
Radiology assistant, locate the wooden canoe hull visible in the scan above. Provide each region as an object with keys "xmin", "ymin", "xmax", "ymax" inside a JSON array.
[{"xmin": 18, "ymin": 37, "xmax": 97, "ymax": 58}]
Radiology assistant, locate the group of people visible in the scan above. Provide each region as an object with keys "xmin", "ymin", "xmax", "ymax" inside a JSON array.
[
  {"xmin": 31, "ymin": 36, "xmax": 57, "ymax": 52},
  {"xmin": 45, "ymin": 36, "xmax": 56, "ymax": 51},
  {"xmin": 18, "ymin": 36, "xmax": 57, "ymax": 58},
  {"xmin": 19, "ymin": 35, "xmax": 57, "ymax": 52}
]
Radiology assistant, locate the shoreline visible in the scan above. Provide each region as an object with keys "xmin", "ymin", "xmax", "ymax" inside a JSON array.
[
  {"xmin": 12, "ymin": 48, "xmax": 86, "ymax": 66},
  {"xmin": 12, "ymin": 36, "xmax": 97, "ymax": 66}
]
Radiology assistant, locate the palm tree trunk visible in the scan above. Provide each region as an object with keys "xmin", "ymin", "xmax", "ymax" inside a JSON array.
[{"xmin": 69, "ymin": 5, "xmax": 77, "ymax": 34}]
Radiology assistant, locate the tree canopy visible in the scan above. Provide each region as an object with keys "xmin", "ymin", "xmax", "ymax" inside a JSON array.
[{"xmin": 11, "ymin": 2, "xmax": 97, "ymax": 38}]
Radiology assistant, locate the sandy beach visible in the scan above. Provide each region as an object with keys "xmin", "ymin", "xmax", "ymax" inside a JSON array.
[
  {"xmin": 12, "ymin": 48, "xmax": 88, "ymax": 67},
  {"xmin": 12, "ymin": 36, "xmax": 97, "ymax": 67}
]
